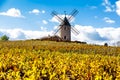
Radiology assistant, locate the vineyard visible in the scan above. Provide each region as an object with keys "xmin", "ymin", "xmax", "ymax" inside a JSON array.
[{"xmin": 0, "ymin": 40, "xmax": 120, "ymax": 80}]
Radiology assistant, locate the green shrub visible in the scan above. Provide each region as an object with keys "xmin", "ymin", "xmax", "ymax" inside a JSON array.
[{"xmin": 0, "ymin": 35, "xmax": 9, "ymax": 41}]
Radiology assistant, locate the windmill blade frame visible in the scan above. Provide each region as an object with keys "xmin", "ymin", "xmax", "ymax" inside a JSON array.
[
  {"xmin": 51, "ymin": 11, "xmax": 64, "ymax": 23},
  {"xmin": 71, "ymin": 26, "xmax": 80, "ymax": 35},
  {"xmin": 68, "ymin": 9, "xmax": 79, "ymax": 21},
  {"xmin": 53, "ymin": 25, "xmax": 64, "ymax": 35}
]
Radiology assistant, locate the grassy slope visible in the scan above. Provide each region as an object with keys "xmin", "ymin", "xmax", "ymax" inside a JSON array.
[{"xmin": 0, "ymin": 40, "xmax": 120, "ymax": 80}]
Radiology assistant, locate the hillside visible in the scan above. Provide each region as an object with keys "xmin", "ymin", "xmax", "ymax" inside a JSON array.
[
  {"xmin": 0, "ymin": 40, "xmax": 120, "ymax": 79},
  {"xmin": 0, "ymin": 40, "xmax": 120, "ymax": 55}
]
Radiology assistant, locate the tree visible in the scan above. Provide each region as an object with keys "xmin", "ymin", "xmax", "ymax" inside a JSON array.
[
  {"xmin": 104, "ymin": 43, "xmax": 108, "ymax": 47},
  {"xmin": 0, "ymin": 35, "xmax": 9, "ymax": 41}
]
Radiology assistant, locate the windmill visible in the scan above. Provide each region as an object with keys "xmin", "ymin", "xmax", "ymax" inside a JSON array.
[{"xmin": 51, "ymin": 9, "xmax": 79, "ymax": 41}]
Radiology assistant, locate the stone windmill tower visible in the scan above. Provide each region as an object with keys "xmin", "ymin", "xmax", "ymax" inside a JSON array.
[{"xmin": 51, "ymin": 9, "xmax": 79, "ymax": 41}]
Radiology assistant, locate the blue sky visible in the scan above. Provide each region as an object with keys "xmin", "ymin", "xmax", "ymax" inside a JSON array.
[{"xmin": 0, "ymin": 0, "xmax": 120, "ymax": 45}]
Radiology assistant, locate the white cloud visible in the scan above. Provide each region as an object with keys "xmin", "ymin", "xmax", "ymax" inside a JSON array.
[
  {"xmin": 29, "ymin": 9, "xmax": 45, "ymax": 15},
  {"xmin": 42, "ymin": 10, "xmax": 45, "ymax": 13},
  {"xmin": 0, "ymin": 8, "xmax": 24, "ymax": 18},
  {"xmin": 97, "ymin": 27, "xmax": 120, "ymax": 41},
  {"xmin": 42, "ymin": 20, "xmax": 48, "ymax": 24},
  {"xmin": 102, "ymin": 0, "xmax": 115, "ymax": 12},
  {"xmin": 0, "ymin": 25, "xmax": 120, "ymax": 46},
  {"xmin": 0, "ymin": 28, "xmax": 52, "ymax": 40},
  {"xmin": 90, "ymin": 6, "xmax": 97, "ymax": 9},
  {"xmin": 103, "ymin": 17, "xmax": 115, "ymax": 24},
  {"xmin": 40, "ymin": 26, "xmax": 47, "ymax": 31},
  {"xmin": 105, "ymin": 6, "xmax": 113, "ymax": 12},
  {"xmin": 94, "ymin": 16, "xmax": 98, "ymax": 19},
  {"xmin": 0, "ymin": 28, "xmax": 25, "ymax": 39},
  {"xmin": 29, "ymin": 9, "xmax": 40, "ymax": 15},
  {"xmin": 116, "ymin": 0, "xmax": 120, "ymax": 16},
  {"xmin": 50, "ymin": 15, "xmax": 60, "ymax": 23},
  {"xmin": 72, "ymin": 25, "xmax": 120, "ymax": 45},
  {"xmin": 23, "ymin": 30, "xmax": 51, "ymax": 39}
]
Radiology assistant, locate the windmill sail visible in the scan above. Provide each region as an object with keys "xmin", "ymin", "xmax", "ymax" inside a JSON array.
[
  {"xmin": 68, "ymin": 9, "xmax": 79, "ymax": 21},
  {"xmin": 51, "ymin": 11, "xmax": 63, "ymax": 22},
  {"xmin": 71, "ymin": 26, "xmax": 79, "ymax": 35}
]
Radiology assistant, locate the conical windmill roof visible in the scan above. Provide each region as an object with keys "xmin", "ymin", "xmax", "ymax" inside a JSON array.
[{"xmin": 60, "ymin": 17, "xmax": 71, "ymax": 26}]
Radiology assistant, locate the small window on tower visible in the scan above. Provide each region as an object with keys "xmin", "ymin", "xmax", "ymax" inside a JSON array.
[{"xmin": 64, "ymin": 36, "xmax": 66, "ymax": 39}]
